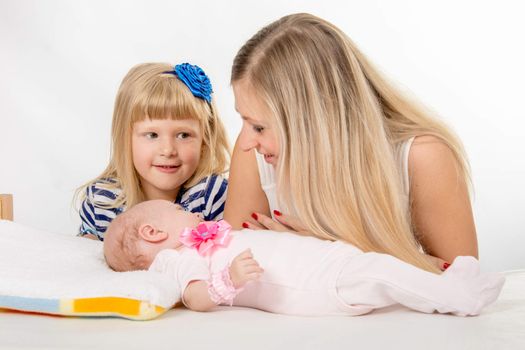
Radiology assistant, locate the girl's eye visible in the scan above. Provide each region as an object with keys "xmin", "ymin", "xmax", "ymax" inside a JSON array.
[
  {"xmin": 253, "ymin": 125, "xmax": 264, "ymax": 133},
  {"xmin": 145, "ymin": 132, "xmax": 158, "ymax": 139},
  {"xmin": 177, "ymin": 132, "xmax": 191, "ymax": 139}
]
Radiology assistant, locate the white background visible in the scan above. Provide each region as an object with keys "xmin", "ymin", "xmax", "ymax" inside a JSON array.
[{"xmin": 1, "ymin": 0, "xmax": 523, "ymax": 271}]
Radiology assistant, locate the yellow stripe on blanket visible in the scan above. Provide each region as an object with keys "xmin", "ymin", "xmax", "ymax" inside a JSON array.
[{"xmin": 60, "ymin": 297, "xmax": 167, "ymax": 320}]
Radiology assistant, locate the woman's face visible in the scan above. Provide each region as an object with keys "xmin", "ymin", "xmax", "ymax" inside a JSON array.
[{"xmin": 233, "ymin": 79, "xmax": 279, "ymax": 167}]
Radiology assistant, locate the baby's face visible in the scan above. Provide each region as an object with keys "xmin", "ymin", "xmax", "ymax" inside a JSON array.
[
  {"xmin": 165, "ymin": 204, "xmax": 203, "ymax": 237},
  {"xmin": 136, "ymin": 200, "xmax": 204, "ymax": 266},
  {"xmin": 151, "ymin": 200, "xmax": 203, "ymax": 245}
]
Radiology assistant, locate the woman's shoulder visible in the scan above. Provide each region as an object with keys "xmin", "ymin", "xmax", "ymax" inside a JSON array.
[
  {"xmin": 408, "ymin": 135, "xmax": 466, "ymax": 194},
  {"xmin": 409, "ymin": 135, "xmax": 459, "ymax": 175}
]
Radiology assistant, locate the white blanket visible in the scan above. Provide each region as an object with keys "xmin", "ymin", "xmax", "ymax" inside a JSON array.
[{"xmin": 0, "ymin": 220, "xmax": 180, "ymax": 317}]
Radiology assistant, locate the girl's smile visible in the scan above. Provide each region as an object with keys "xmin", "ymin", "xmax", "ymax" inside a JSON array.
[{"xmin": 153, "ymin": 164, "xmax": 181, "ymax": 173}]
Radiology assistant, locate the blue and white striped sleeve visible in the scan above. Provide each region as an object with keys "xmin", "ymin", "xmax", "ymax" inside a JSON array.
[
  {"xmin": 204, "ymin": 175, "xmax": 228, "ymax": 221},
  {"xmin": 79, "ymin": 194, "xmax": 98, "ymax": 237},
  {"xmin": 78, "ymin": 182, "xmax": 122, "ymax": 240},
  {"xmin": 78, "ymin": 185, "xmax": 101, "ymax": 239}
]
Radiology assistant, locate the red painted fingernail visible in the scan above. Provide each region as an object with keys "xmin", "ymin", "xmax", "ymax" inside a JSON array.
[
  {"xmin": 273, "ymin": 210, "xmax": 282, "ymax": 216},
  {"xmin": 251, "ymin": 213, "xmax": 258, "ymax": 220},
  {"xmin": 242, "ymin": 222, "xmax": 250, "ymax": 229},
  {"xmin": 443, "ymin": 262, "xmax": 450, "ymax": 270}
]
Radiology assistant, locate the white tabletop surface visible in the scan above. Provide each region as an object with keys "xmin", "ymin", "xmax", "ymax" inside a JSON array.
[{"xmin": 1, "ymin": 270, "xmax": 523, "ymax": 350}]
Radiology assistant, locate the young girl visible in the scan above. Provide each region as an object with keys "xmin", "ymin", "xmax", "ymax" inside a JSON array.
[
  {"xmin": 103, "ymin": 200, "xmax": 504, "ymax": 316},
  {"xmin": 77, "ymin": 63, "xmax": 230, "ymax": 240},
  {"xmin": 225, "ymin": 13, "xmax": 478, "ymax": 273}
]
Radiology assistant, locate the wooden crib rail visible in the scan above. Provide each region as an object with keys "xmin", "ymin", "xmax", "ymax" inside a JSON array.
[{"xmin": 0, "ymin": 194, "xmax": 13, "ymax": 221}]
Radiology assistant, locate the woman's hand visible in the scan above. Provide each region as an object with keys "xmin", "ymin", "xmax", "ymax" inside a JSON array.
[
  {"xmin": 243, "ymin": 211, "xmax": 312, "ymax": 236},
  {"xmin": 426, "ymin": 254, "xmax": 451, "ymax": 271}
]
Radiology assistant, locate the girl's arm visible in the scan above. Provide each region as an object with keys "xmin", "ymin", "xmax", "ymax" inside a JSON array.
[
  {"xmin": 409, "ymin": 135, "xmax": 479, "ymax": 263},
  {"xmin": 78, "ymin": 194, "xmax": 102, "ymax": 240},
  {"xmin": 78, "ymin": 180, "xmax": 121, "ymax": 240},
  {"xmin": 224, "ymin": 138, "xmax": 271, "ymax": 229}
]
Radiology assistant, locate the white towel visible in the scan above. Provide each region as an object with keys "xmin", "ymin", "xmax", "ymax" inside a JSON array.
[{"xmin": 0, "ymin": 220, "xmax": 180, "ymax": 309}]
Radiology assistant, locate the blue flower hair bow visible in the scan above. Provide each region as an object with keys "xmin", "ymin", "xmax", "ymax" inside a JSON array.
[{"xmin": 167, "ymin": 63, "xmax": 213, "ymax": 103}]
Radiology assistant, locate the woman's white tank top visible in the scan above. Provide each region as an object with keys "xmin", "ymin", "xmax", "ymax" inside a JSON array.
[{"xmin": 255, "ymin": 137, "xmax": 415, "ymax": 216}]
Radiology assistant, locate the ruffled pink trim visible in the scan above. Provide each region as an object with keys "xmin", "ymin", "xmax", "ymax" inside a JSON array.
[{"xmin": 207, "ymin": 267, "xmax": 243, "ymax": 306}]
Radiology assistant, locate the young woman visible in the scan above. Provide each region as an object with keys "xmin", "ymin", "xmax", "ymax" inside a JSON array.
[{"xmin": 224, "ymin": 13, "xmax": 478, "ymax": 272}]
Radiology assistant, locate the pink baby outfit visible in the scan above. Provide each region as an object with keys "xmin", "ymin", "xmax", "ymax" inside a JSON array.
[{"xmin": 149, "ymin": 229, "xmax": 504, "ymax": 316}]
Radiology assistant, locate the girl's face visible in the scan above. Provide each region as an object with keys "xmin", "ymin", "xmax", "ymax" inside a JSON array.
[
  {"xmin": 233, "ymin": 79, "xmax": 279, "ymax": 167},
  {"xmin": 132, "ymin": 118, "xmax": 203, "ymax": 200}
]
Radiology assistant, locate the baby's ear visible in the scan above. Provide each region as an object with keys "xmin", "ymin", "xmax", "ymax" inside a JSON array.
[{"xmin": 138, "ymin": 224, "xmax": 168, "ymax": 242}]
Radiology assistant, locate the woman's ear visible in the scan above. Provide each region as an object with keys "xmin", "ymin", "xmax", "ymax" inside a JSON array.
[{"xmin": 138, "ymin": 224, "xmax": 168, "ymax": 243}]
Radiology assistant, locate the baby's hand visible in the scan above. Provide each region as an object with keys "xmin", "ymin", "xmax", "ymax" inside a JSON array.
[{"xmin": 229, "ymin": 249, "xmax": 264, "ymax": 288}]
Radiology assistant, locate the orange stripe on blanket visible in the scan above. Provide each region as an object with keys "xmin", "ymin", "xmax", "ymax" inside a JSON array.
[
  {"xmin": 73, "ymin": 297, "xmax": 142, "ymax": 315},
  {"xmin": 63, "ymin": 297, "xmax": 167, "ymax": 320}
]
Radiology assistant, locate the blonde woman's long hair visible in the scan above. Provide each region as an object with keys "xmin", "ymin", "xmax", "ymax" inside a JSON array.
[
  {"xmin": 77, "ymin": 63, "xmax": 230, "ymax": 210},
  {"xmin": 232, "ymin": 13, "xmax": 470, "ymax": 273}
]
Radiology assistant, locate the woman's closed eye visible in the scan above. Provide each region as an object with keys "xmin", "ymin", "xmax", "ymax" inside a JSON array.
[
  {"xmin": 252, "ymin": 125, "xmax": 264, "ymax": 133},
  {"xmin": 241, "ymin": 117, "xmax": 265, "ymax": 134}
]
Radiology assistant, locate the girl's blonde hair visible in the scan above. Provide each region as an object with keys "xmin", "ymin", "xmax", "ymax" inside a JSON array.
[
  {"xmin": 232, "ymin": 13, "xmax": 470, "ymax": 273},
  {"xmin": 77, "ymin": 63, "xmax": 229, "ymax": 210}
]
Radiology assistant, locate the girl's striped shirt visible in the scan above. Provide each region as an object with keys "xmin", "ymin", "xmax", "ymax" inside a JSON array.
[{"xmin": 78, "ymin": 174, "xmax": 227, "ymax": 240}]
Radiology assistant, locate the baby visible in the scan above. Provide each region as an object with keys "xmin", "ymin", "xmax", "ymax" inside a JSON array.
[{"xmin": 103, "ymin": 200, "xmax": 504, "ymax": 316}]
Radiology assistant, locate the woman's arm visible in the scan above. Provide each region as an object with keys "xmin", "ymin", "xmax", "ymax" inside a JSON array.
[
  {"xmin": 224, "ymin": 137, "xmax": 271, "ymax": 229},
  {"xmin": 409, "ymin": 135, "xmax": 479, "ymax": 263}
]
